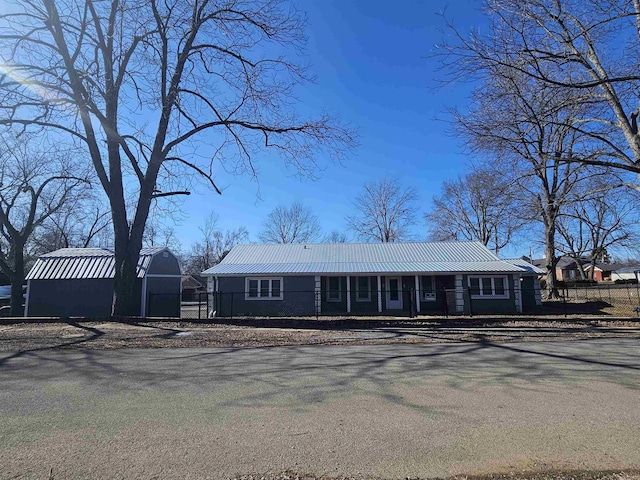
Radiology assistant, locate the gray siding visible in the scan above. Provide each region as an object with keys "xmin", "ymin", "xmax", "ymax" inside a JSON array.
[
  {"xmin": 146, "ymin": 276, "xmax": 181, "ymax": 317},
  {"xmin": 348, "ymin": 276, "xmax": 378, "ymax": 315},
  {"xmin": 463, "ymin": 274, "xmax": 518, "ymax": 315},
  {"xmin": 521, "ymin": 276, "xmax": 540, "ymax": 311},
  {"xmin": 147, "ymin": 251, "xmax": 181, "ymax": 275},
  {"xmin": 321, "ymin": 275, "xmax": 347, "ymax": 314},
  {"xmin": 216, "ymin": 276, "xmax": 316, "ymax": 317},
  {"xmin": 420, "ymin": 275, "xmax": 455, "ymax": 314},
  {"xmin": 27, "ymin": 278, "xmax": 141, "ymax": 318}
]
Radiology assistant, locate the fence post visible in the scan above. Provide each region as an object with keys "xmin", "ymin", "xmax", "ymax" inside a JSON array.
[
  {"xmin": 409, "ymin": 287, "xmax": 415, "ymax": 318},
  {"xmin": 443, "ymin": 288, "xmax": 449, "ymax": 318},
  {"xmin": 230, "ymin": 292, "xmax": 234, "ymax": 320},
  {"xmin": 468, "ymin": 287, "xmax": 473, "ymax": 318},
  {"xmin": 563, "ymin": 294, "xmax": 567, "ymax": 318}
]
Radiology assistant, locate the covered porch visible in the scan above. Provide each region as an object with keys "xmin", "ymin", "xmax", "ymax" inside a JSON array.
[{"xmin": 317, "ymin": 274, "xmax": 457, "ymax": 316}]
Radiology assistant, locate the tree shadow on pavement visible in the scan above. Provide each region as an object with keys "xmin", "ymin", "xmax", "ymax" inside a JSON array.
[{"xmin": 1, "ymin": 333, "xmax": 639, "ymax": 414}]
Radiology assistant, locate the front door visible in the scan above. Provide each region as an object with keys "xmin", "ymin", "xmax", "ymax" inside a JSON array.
[{"xmin": 386, "ymin": 276, "xmax": 403, "ymax": 310}]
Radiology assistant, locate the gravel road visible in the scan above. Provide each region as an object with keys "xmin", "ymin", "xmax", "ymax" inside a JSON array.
[{"xmin": 1, "ymin": 338, "xmax": 639, "ymax": 479}]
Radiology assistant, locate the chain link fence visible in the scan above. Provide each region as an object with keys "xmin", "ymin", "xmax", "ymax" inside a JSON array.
[{"xmin": 540, "ymin": 284, "xmax": 640, "ymax": 317}]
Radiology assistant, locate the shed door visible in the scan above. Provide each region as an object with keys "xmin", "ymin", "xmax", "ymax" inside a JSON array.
[{"xmin": 386, "ymin": 277, "xmax": 403, "ymax": 310}]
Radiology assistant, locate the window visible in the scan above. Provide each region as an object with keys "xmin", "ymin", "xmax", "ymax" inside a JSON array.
[
  {"xmin": 468, "ymin": 276, "xmax": 509, "ymax": 299},
  {"xmin": 420, "ymin": 275, "xmax": 436, "ymax": 301},
  {"xmin": 327, "ymin": 276, "xmax": 341, "ymax": 302},
  {"xmin": 356, "ymin": 276, "xmax": 371, "ymax": 302},
  {"xmin": 245, "ymin": 277, "xmax": 283, "ymax": 300}
]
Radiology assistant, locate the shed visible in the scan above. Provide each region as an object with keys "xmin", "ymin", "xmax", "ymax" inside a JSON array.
[{"xmin": 25, "ymin": 247, "xmax": 182, "ymax": 318}]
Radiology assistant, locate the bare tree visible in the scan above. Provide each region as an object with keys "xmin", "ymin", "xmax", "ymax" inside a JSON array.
[
  {"xmin": 0, "ymin": 132, "xmax": 89, "ymax": 315},
  {"xmin": 557, "ymin": 182, "xmax": 640, "ymax": 279},
  {"xmin": 143, "ymin": 217, "xmax": 181, "ymax": 254},
  {"xmin": 447, "ymin": 62, "xmax": 603, "ymax": 297},
  {"xmin": 346, "ymin": 177, "xmax": 417, "ymax": 243},
  {"xmin": 30, "ymin": 196, "xmax": 112, "ymax": 254},
  {"xmin": 0, "ymin": 0, "xmax": 355, "ymax": 315},
  {"xmin": 324, "ymin": 230, "xmax": 348, "ymax": 243},
  {"xmin": 259, "ymin": 202, "xmax": 321, "ymax": 244},
  {"xmin": 438, "ymin": 0, "xmax": 640, "ymax": 187},
  {"xmin": 186, "ymin": 213, "xmax": 248, "ymax": 273},
  {"xmin": 425, "ymin": 168, "xmax": 524, "ymax": 255}
]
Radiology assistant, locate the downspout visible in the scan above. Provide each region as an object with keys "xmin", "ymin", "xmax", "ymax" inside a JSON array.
[{"xmin": 141, "ymin": 274, "xmax": 148, "ymax": 318}]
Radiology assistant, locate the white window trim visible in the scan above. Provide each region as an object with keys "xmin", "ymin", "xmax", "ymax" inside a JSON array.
[
  {"xmin": 355, "ymin": 276, "xmax": 371, "ymax": 302},
  {"xmin": 326, "ymin": 276, "xmax": 342, "ymax": 302},
  {"xmin": 245, "ymin": 277, "xmax": 283, "ymax": 300},
  {"xmin": 468, "ymin": 275, "xmax": 510, "ymax": 299},
  {"xmin": 420, "ymin": 275, "xmax": 436, "ymax": 301}
]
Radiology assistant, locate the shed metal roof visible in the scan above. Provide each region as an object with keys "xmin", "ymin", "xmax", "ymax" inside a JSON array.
[
  {"xmin": 202, "ymin": 242, "xmax": 527, "ymax": 276},
  {"xmin": 26, "ymin": 247, "xmax": 169, "ymax": 280}
]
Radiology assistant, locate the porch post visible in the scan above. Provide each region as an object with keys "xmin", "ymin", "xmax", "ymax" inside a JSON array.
[
  {"xmin": 455, "ymin": 274, "xmax": 464, "ymax": 314},
  {"xmin": 533, "ymin": 278, "xmax": 542, "ymax": 306},
  {"xmin": 377, "ymin": 275, "xmax": 382, "ymax": 313},
  {"xmin": 514, "ymin": 274, "xmax": 523, "ymax": 313},
  {"xmin": 414, "ymin": 274, "xmax": 421, "ymax": 313},
  {"xmin": 346, "ymin": 275, "xmax": 351, "ymax": 313},
  {"xmin": 314, "ymin": 275, "xmax": 322, "ymax": 314}
]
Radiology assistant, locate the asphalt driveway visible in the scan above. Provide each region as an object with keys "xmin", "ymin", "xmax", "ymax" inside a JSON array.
[{"xmin": 1, "ymin": 339, "xmax": 639, "ymax": 479}]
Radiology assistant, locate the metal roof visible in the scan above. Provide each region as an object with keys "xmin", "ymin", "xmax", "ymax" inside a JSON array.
[
  {"xmin": 202, "ymin": 242, "xmax": 527, "ymax": 276},
  {"xmin": 612, "ymin": 266, "xmax": 640, "ymax": 274},
  {"xmin": 26, "ymin": 247, "xmax": 170, "ymax": 280},
  {"xmin": 502, "ymin": 258, "xmax": 545, "ymax": 275}
]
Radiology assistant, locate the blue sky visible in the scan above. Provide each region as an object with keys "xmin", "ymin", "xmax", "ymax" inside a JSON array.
[{"xmin": 174, "ymin": 1, "xmax": 505, "ymax": 252}]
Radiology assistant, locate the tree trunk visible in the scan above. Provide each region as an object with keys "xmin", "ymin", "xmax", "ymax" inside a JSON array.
[
  {"xmin": 111, "ymin": 210, "xmax": 143, "ymax": 317},
  {"xmin": 543, "ymin": 216, "xmax": 560, "ymax": 299},
  {"xmin": 588, "ymin": 258, "xmax": 597, "ymax": 281},
  {"xmin": 112, "ymin": 249, "xmax": 141, "ymax": 317},
  {"xmin": 576, "ymin": 262, "xmax": 588, "ymax": 281},
  {"xmin": 111, "ymin": 187, "xmax": 152, "ymax": 318},
  {"xmin": 9, "ymin": 245, "xmax": 25, "ymax": 316}
]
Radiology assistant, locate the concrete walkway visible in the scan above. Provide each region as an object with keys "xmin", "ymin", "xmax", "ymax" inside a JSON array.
[{"xmin": 1, "ymin": 339, "xmax": 639, "ymax": 479}]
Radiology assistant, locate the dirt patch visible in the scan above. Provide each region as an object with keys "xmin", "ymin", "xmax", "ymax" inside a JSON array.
[
  {"xmin": 230, "ymin": 470, "xmax": 640, "ymax": 480},
  {"xmin": 1, "ymin": 319, "xmax": 639, "ymax": 352}
]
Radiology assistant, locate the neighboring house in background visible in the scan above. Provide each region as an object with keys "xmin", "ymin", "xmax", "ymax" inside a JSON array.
[
  {"xmin": 587, "ymin": 263, "xmax": 626, "ymax": 282},
  {"xmin": 533, "ymin": 256, "xmax": 626, "ymax": 282},
  {"xmin": 25, "ymin": 247, "xmax": 182, "ymax": 318},
  {"xmin": 610, "ymin": 266, "xmax": 640, "ymax": 283},
  {"xmin": 532, "ymin": 257, "xmax": 584, "ymax": 281},
  {"xmin": 202, "ymin": 242, "xmax": 542, "ymax": 317},
  {"xmin": 182, "ymin": 274, "xmax": 206, "ymax": 301}
]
